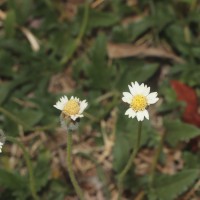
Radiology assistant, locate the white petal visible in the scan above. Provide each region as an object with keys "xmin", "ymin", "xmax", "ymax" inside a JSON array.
[
  {"xmin": 125, "ymin": 108, "xmax": 132, "ymax": 115},
  {"xmin": 142, "ymin": 109, "xmax": 149, "ymax": 120},
  {"xmin": 53, "ymin": 103, "xmax": 62, "ymax": 110},
  {"xmin": 136, "ymin": 111, "xmax": 145, "ymax": 121},
  {"xmin": 142, "ymin": 86, "xmax": 150, "ymax": 96},
  {"xmin": 125, "ymin": 108, "xmax": 136, "ymax": 118},
  {"xmin": 122, "ymin": 92, "xmax": 132, "ymax": 103},
  {"xmin": 75, "ymin": 97, "xmax": 79, "ymax": 102},
  {"xmin": 54, "ymin": 96, "xmax": 68, "ymax": 110},
  {"xmin": 131, "ymin": 82, "xmax": 140, "ymax": 94},
  {"xmin": 139, "ymin": 83, "xmax": 146, "ymax": 95},
  {"xmin": 128, "ymin": 85, "xmax": 135, "ymax": 95},
  {"xmin": 134, "ymin": 81, "xmax": 139, "ymax": 88},
  {"xmin": 130, "ymin": 110, "xmax": 136, "ymax": 118},
  {"xmin": 79, "ymin": 100, "xmax": 88, "ymax": 114},
  {"xmin": 71, "ymin": 115, "xmax": 78, "ymax": 121},
  {"xmin": 147, "ymin": 92, "xmax": 159, "ymax": 104},
  {"xmin": 149, "ymin": 97, "xmax": 159, "ymax": 104}
]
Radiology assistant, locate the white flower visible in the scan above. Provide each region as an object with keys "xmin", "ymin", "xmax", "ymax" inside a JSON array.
[
  {"xmin": 54, "ymin": 96, "xmax": 88, "ymax": 121},
  {"xmin": 122, "ymin": 81, "xmax": 159, "ymax": 121},
  {"xmin": 0, "ymin": 142, "xmax": 3, "ymax": 153}
]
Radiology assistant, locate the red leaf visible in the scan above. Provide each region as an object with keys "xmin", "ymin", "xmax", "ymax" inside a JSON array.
[
  {"xmin": 171, "ymin": 80, "xmax": 198, "ymax": 111},
  {"xmin": 170, "ymin": 80, "xmax": 200, "ymax": 127}
]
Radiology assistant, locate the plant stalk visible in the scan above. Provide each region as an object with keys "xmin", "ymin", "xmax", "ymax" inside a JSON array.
[
  {"xmin": 149, "ymin": 132, "xmax": 165, "ymax": 188},
  {"xmin": 117, "ymin": 121, "xmax": 142, "ymax": 200},
  {"xmin": 67, "ymin": 132, "xmax": 85, "ymax": 200}
]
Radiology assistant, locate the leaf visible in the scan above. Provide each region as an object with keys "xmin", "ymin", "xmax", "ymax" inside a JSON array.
[
  {"xmin": 183, "ymin": 152, "xmax": 200, "ymax": 169},
  {"xmin": 0, "ymin": 82, "xmax": 12, "ymax": 105},
  {"xmin": 0, "ymin": 169, "xmax": 27, "ymax": 190},
  {"xmin": 17, "ymin": 109, "xmax": 44, "ymax": 128},
  {"xmin": 116, "ymin": 60, "xmax": 159, "ymax": 90},
  {"xmin": 8, "ymin": 0, "xmax": 33, "ymax": 24},
  {"xmin": 3, "ymin": 10, "xmax": 16, "ymax": 37},
  {"xmin": 86, "ymin": 34, "xmax": 114, "ymax": 90},
  {"xmin": 107, "ymin": 43, "xmax": 184, "ymax": 63},
  {"xmin": 112, "ymin": 16, "xmax": 153, "ymax": 43},
  {"xmin": 154, "ymin": 169, "xmax": 199, "ymax": 200},
  {"xmin": 171, "ymin": 80, "xmax": 200, "ymax": 127},
  {"xmin": 165, "ymin": 119, "xmax": 200, "ymax": 146},
  {"xmin": 87, "ymin": 9, "xmax": 119, "ymax": 29},
  {"xmin": 34, "ymin": 152, "xmax": 51, "ymax": 191},
  {"xmin": 171, "ymin": 80, "xmax": 198, "ymax": 112},
  {"xmin": 0, "ymin": 169, "xmax": 29, "ymax": 200},
  {"xmin": 46, "ymin": 180, "xmax": 70, "ymax": 200},
  {"xmin": 165, "ymin": 24, "xmax": 189, "ymax": 55}
]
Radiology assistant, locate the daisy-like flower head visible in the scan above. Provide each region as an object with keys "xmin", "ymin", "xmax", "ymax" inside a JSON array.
[
  {"xmin": 122, "ymin": 81, "xmax": 159, "ymax": 121},
  {"xmin": 54, "ymin": 95, "xmax": 88, "ymax": 121}
]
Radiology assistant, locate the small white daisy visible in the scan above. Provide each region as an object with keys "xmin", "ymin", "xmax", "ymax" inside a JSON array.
[
  {"xmin": 54, "ymin": 95, "xmax": 88, "ymax": 121},
  {"xmin": 122, "ymin": 81, "xmax": 159, "ymax": 121}
]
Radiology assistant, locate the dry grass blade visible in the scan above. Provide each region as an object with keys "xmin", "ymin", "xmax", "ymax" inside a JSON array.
[
  {"xmin": 21, "ymin": 27, "xmax": 40, "ymax": 52},
  {"xmin": 107, "ymin": 43, "xmax": 185, "ymax": 64}
]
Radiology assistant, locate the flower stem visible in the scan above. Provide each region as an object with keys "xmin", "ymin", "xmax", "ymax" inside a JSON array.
[
  {"xmin": 6, "ymin": 136, "xmax": 39, "ymax": 200},
  {"xmin": 149, "ymin": 132, "xmax": 165, "ymax": 188},
  {"xmin": 117, "ymin": 121, "xmax": 142, "ymax": 200},
  {"xmin": 67, "ymin": 132, "xmax": 85, "ymax": 200}
]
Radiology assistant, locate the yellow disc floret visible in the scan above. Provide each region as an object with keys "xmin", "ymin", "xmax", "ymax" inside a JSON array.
[
  {"xmin": 130, "ymin": 95, "xmax": 147, "ymax": 111},
  {"xmin": 63, "ymin": 99, "xmax": 80, "ymax": 116}
]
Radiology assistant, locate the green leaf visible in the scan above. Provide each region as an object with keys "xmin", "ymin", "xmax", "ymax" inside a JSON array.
[
  {"xmin": 116, "ymin": 59, "xmax": 159, "ymax": 91},
  {"xmin": 86, "ymin": 34, "xmax": 114, "ymax": 90},
  {"xmin": 88, "ymin": 9, "xmax": 119, "ymax": 28},
  {"xmin": 3, "ymin": 10, "xmax": 16, "ymax": 37},
  {"xmin": 112, "ymin": 17, "xmax": 153, "ymax": 43},
  {"xmin": 34, "ymin": 152, "xmax": 51, "ymax": 191},
  {"xmin": 183, "ymin": 152, "xmax": 200, "ymax": 169},
  {"xmin": 154, "ymin": 169, "xmax": 199, "ymax": 200},
  {"xmin": 128, "ymin": 17, "xmax": 154, "ymax": 41},
  {"xmin": 8, "ymin": 0, "xmax": 33, "ymax": 24},
  {"xmin": 0, "ymin": 169, "xmax": 27, "ymax": 190},
  {"xmin": 0, "ymin": 83, "xmax": 12, "ymax": 105},
  {"xmin": 18, "ymin": 109, "xmax": 44, "ymax": 128},
  {"xmin": 164, "ymin": 119, "xmax": 200, "ymax": 146},
  {"xmin": 46, "ymin": 180, "xmax": 70, "ymax": 200}
]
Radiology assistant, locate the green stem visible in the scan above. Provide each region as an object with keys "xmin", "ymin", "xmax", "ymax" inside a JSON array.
[
  {"xmin": 67, "ymin": 133, "xmax": 85, "ymax": 200},
  {"xmin": 61, "ymin": 0, "xmax": 89, "ymax": 64},
  {"xmin": 6, "ymin": 136, "xmax": 39, "ymax": 200},
  {"xmin": 149, "ymin": 133, "xmax": 165, "ymax": 188},
  {"xmin": 117, "ymin": 121, "xmax": 142, "ymax": 200}
]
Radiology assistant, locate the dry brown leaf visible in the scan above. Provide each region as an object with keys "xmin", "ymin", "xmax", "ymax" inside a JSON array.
[
  {"xmin": 0, "ymin": 9, "xmax": 6, "ymax": 20},
  {"xmin": 107, "ymin": 43, "xmax": 185, "ymax": 63},
  {"xmin": 91, "ymin": 0, "xmax": 105, "ymax": 8},
  {"xmin": 21, "ymin": 27, "xmax": 40, "ymax": 52}
]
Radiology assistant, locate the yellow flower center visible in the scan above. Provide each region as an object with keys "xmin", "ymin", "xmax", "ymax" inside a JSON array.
[
  {"xmin": 130, "ymin": 95, "xmax": 148, "ymax": 111},
  {"xmin": 63, "ymin": 99, "xmax": 80, "ymax": 115}
]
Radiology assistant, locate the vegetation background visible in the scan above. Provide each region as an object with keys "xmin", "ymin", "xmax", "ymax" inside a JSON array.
[{"xmin": 0, "ymin": 0, "xmax": 200, "ymax": 199}]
